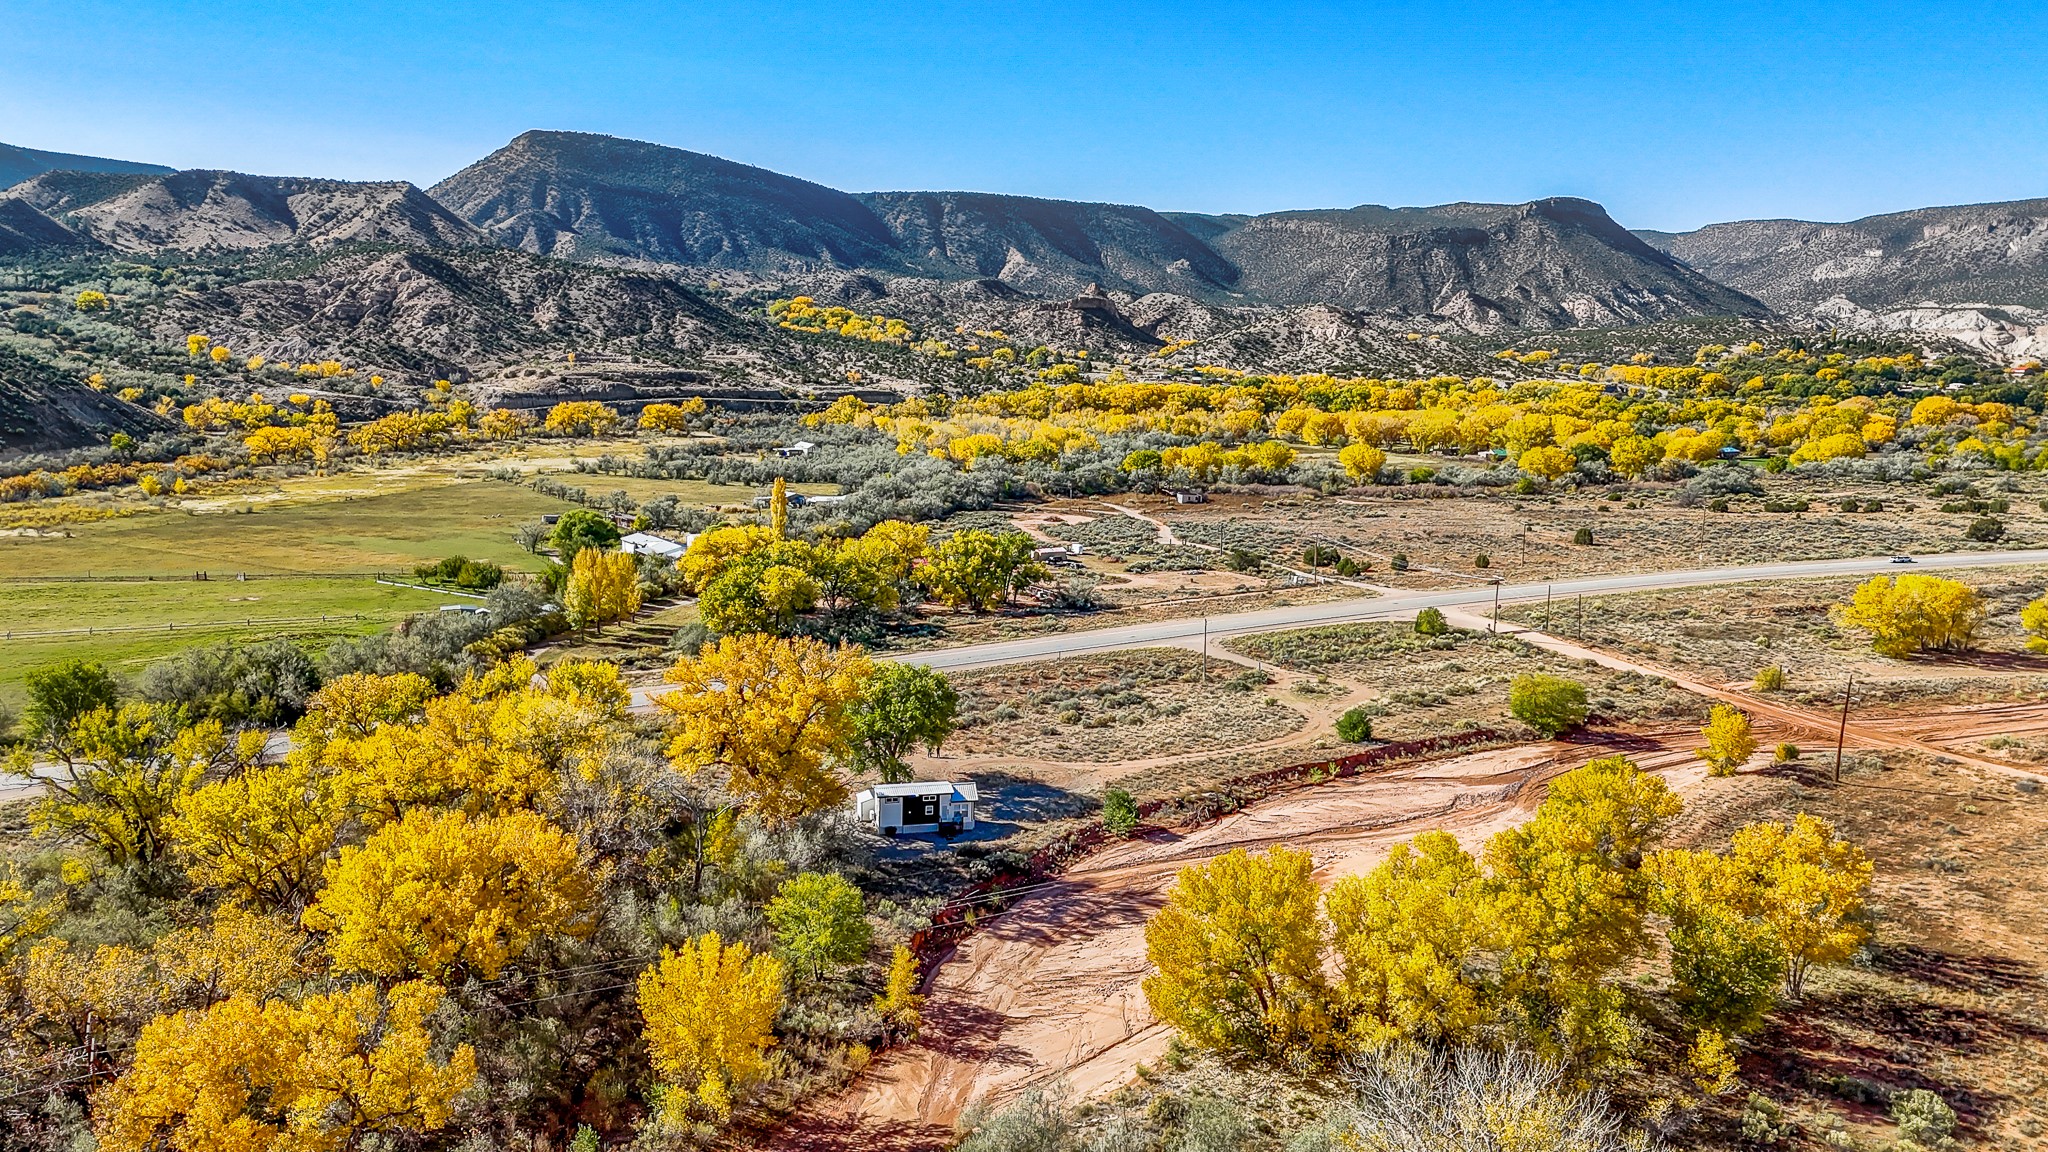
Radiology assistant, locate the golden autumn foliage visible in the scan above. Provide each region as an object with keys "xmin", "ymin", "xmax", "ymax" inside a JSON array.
[
  {"xmin": 299, "ymin": 660, "xmax": 626, "ymax": 822},
  {"xmin": 1326, "ymin": 830, "xmax": 1493, "ymax": 1048},
  {"xmin": 873, "ymin": 944, "xmax": 924, "ymax": 1036},
  {"xmin": 1142, "ymin": 845, "xmax": 1330, "ymax": 1056},
  {"xmin": 157, "ymin": 796, "xmax": 289, "ymax": 908},
  {"xmin": 637, "ymin": 932, "xmax": 785, "ymax": 1122},
  {"xmin": 25, "ymin": 705, "xmax": 262, "ymax": 867},
  {"xmin": 566, "ymin": 546, "xmax": 642, "ymax": 629},
  {"xmin": 155, "ymin": 903, "xmax": 309, "ymax": 1005},
  {"xmin": 303, "ymin": 807, "xmax": 595, "ymax": 980},
  {"xmin": 1832, "ymin": 574, "xmax": 1986, "ymax": 657},
  {"xmin": 543, "ymin": 400, "xmax": 621, "ymax": 436},
  {"xmin": 638, "ymin": 399, "xmax": 707, "ymax": 432},
  {"xmin": 0, "ymin": 863, "xmax": 56, "ymax": 959},
  {"xmin": 1725, "ymin": 814, "xmax": 1873, "ymax": 998},
  {"xmin": 97, "ymin": 981, "xmax": 475, "ymax": 1152},
  {"xmin": 657, "ymin": 634, "xmax": 870, "ymax": 825},
  {"xmin": 1337, "ymin": 442, "xmax": 1387, "ymax": 481},
  {"xmin": 1697, "ymin": 704, "xmax": 1757, "ymax": 777}
]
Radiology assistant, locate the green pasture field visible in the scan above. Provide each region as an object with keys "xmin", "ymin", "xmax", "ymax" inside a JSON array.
[
  {"xmin": 0, "ymin": 479, "xmax": 577, "ymax": 578},
  {"xmin": 0, "ymin": 577, "xmax": 463, "ymax": 709}
]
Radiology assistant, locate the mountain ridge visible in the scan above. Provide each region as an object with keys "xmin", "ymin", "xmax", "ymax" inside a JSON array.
[{"xmin": 0, "ymin": 140, "xmax": 172, "ymax": 192}]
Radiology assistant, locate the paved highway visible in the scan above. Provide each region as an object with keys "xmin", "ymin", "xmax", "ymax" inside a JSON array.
[{"xmin": 877, "ymin": 549, "xmax": 2048, "ymax": 672}]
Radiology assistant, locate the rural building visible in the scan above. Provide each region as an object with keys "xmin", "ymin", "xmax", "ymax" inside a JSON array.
[
  {"xmin": 851, "ymin": 781, "xmax": 979, "ymax": 835},
  {"xmin": 1032, "ymin": 542, "xmax": 1083, "ymax": 565},
  {"xmin": 774, "ymin": 441, "xmax": 817, "ymax": 457},
  {"xmin": 1167, "ymin": 487, "xmax": 1208, "ymax": 504},
  {"xmin": 620, "ymin": 531, "xmax": 693, "ymax": 560}
]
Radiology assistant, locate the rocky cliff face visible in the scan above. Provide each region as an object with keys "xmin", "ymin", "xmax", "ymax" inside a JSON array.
[
  {"xmin": 855, "ymin": 191, "xmax": 1240, "ymax": 299},
  {"xmin": 1643, "ymin": 198, "xmax": 2048, "ymax": 360},
  {"xmin": 0, "ymin": 198, "xmax": 98, "ymax": 257},
  {"xmin": 0, "ymin": 348, "xmax": 176, "ymax": 460},
  {"xmin": 146, "ymin": 248, "xmax": 754, "ymax": 379},
  {"xmin": 3, "ymin": 169, "xmax": 481, "ymax": 252}
]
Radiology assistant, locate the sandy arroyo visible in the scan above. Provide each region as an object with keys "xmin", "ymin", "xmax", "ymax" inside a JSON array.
[{"xmin": 775, "ymin": 731, "xmax": 1719, "ymax": 1149}]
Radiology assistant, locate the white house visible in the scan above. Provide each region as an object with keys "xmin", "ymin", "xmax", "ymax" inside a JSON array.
[
  {"xmin": 620, "ymin": 531, "xmax": 693, "ymax": 560},
  {"xmin": 852, "ymin": 781, "xmax": 979, "ymax": 835},
  {"xmin": 774, "ymin": 441, "xmax": 817, "ymax": 458},
  {"xmin": 1032, "ymin": 542, "xmax": 1083, "ymax": 565}
]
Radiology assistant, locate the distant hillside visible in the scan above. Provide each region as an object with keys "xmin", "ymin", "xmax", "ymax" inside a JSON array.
[
  {"xmin": 1640, "ymin": 198, "xmax": 2048, "ymax": 312},
  {"xmin": 1642, "ymin": 198, "xmax": 2048, "ymax": 361},
  {"xmin": 429, "ymin": 130, "xmax": 905, "ymax": 271},
  {"xmin": 3, "ymin": 169, "xmax": 481, "ymax": 252},
  {"xmin": 0, "ymin": 140, "xmax": 171, "ymax": 192},
  {"xmin": 0, "ymin": 199, "xmax": 99, "ymax": 257},
  {"xmin": 430, "ymin": 131, "xmax": 1768, "ymax": 330},
  {"xmin": 0, "ymin": 347, "xmax": 176, "ymax": 460},
  {"xmin": 1204, "ymin": 198, "xmax": 1766, "ymax": 327}
]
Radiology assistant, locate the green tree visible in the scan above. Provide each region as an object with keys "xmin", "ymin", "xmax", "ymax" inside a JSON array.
[
  {"xmin": 21, "ymin": 659, "xmax": 119, "ymax": 747},
  {"xmin": 548, "ymin": 509, "xmax": 622, "ymax": 561},
  {"xmin": 1509, "ymin": 674, "xmax": 1588, "ymax": 737},
  {"xmin": 1336, "ymin": 707, "xmax": 1374, "ymax": 743},
  {"xmin": 1414, "ymin": 607, "xmax": 1449, "ymax": 636},
  {"xmin": 1647, "ymin": 848, "xmax": 1784, "ymax": 1035},
  {"xmin": 1101, "ymin": 787, "xmax": 1137, "ymax": 837},
  {"xmin": 917, "ymin": 529, "xmax": 1047, "ymax": 612},
  {"xmin": 763, "ymin": 871, "xmax": 872, "ymax": 979},
  {"xmin": 846, "ymin": 664, "xmax": 958, "ymax": 783}
]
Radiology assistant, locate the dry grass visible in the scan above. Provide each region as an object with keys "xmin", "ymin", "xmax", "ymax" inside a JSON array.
[
  {"xmin": 1649, "ymin": 751, "xmax": 2048, "ymax": 1150},
  {"xmin": 1501, "ymin": 568, "xmax": 2048, "ymax": 707},
  {"xmin": 1132, "ymin": 469, "xmax": 2048, "ymax": 589},
  {"xmin": 1228, "ymin": 621, "xmax": 1710, "ymax": 741},
  {"xmin": 947, "ymin": 648, "xmax": 1301, "ymax": 763}
]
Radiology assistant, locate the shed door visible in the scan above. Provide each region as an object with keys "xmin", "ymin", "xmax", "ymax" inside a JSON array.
[{"xmin": 905, "ymin": 794, "xmax": 941, "ymax": 824}]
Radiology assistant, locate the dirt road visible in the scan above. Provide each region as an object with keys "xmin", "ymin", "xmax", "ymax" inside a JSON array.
[{"xmin": 775, "ymin": 730, "xmax": 1721, "ymax": 1150}]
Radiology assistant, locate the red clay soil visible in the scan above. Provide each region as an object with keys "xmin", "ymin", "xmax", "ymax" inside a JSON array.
[{"xmin": 759, "ymin": 730, "xmax": 1725, "ymax": 1151}]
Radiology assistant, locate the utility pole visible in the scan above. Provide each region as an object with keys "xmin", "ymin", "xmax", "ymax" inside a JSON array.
[
  {"xmin": 1491, "ymin": 579, "xmax": 1501, "ymax": 633},
  {"xmin": 1577, "ymin": 593, "xmax": 1584, "ymax": 641},
  {"xmin": 1833, "ymin": 670, "xmax": 1854, "ymax": 784},
  {"xmin": 1545, "ymin": 584, "xmax": 1553, "ymax": 631},
  {"xmin": 1202, "ymin": 616, "xmax": 1209, "ymax": 683}
]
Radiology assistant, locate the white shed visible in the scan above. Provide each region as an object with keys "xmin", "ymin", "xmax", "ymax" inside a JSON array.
[{"xmin": 852, "ymin": 781, "xmax": 979, "ymax": 835}]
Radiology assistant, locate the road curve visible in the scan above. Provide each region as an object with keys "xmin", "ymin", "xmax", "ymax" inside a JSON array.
[{"xmin": 881, "ymin": 549, "xmax": 2048, "ymax": 672}]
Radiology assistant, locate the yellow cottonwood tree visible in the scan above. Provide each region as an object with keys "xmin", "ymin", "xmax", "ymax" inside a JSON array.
[
  {"xmin": 169, "ymin": 760, "xmax": 350, "ymax": 911},
  {"xmin": 566, "ymin": 546, "xmax": 642, "ymax": 629},
  {"xmin": 1697, "ymin": 705, "xmax": 1756, "ymax": 777},
  {"xmin": 1726, "ymin": 814, "xmax": 1872, "ymax": 998},
  {"xmin": 20, "ymin": 705, "xmax": 260, "ymax": 867},
  {"xmin": 1338, "ymin": 442, "xmax": 1387, "ymax": 481},
  {"xmin": 1833, "ymin": 574, "xmax": 1986, "ymax": 658},
  {"xmin": 155, "ymin": 903, "xmax": 308, "ymax": 1005},
  {"xmin": 638, "ymin": 932, "xmax": 785, "ymax": 1123},
  {"xmin": 1142, "ymin": 845, "xmax": 1328, "ymax": 1056},
  {"xmin": 657, "ymin": 634, "xmax": 870, "ymax": 825},
  {"xmin": 304, "ymin": 808, "xmax": 595, "ymax": 980},
  {"xmin": 1326, "ymin": 830, "xmax": 1494, "ymax": 1047},
  {"xmin": 542, "ymin": 400, "xmax": 620, "ymax": 436},
  {"xmin": 98, "ymin": 981, "xmax": 475, "ymax": 1152},
  {"xmin": 874, "ymin": 944, "xmax": 924, "ymax": 1037},
  {"xmin": 1483, "ymin": 754, "xmax": 1680, "ymax": 1064}
]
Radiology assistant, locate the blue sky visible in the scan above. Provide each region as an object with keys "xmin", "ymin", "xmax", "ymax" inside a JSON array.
[{"xmin": 4, "ymin": 0, "xmax": 2046, "ymax": 230}]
